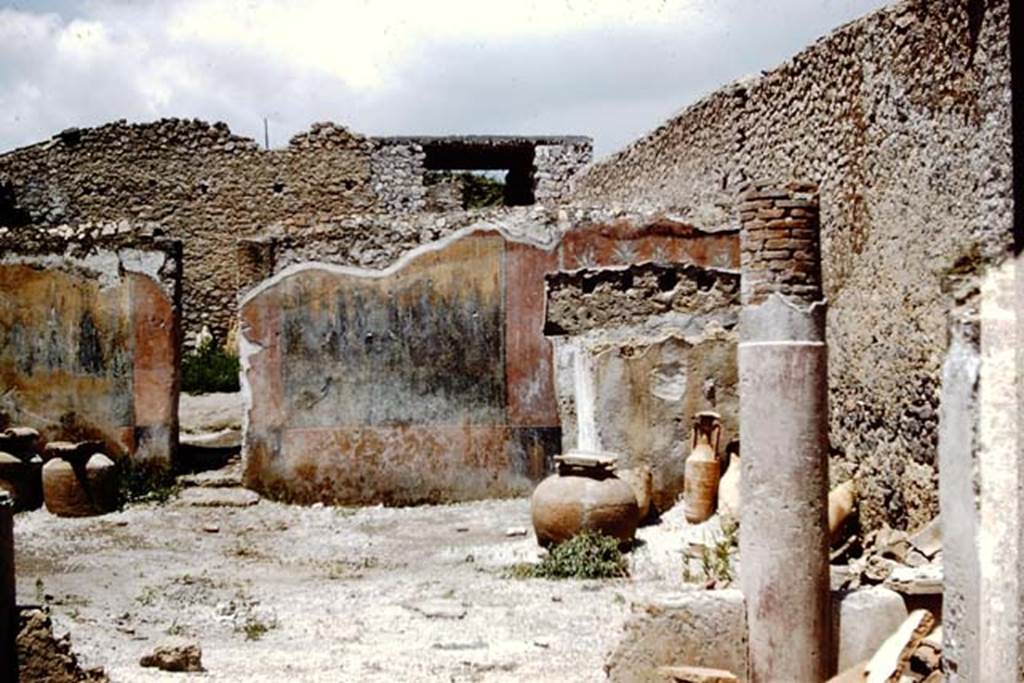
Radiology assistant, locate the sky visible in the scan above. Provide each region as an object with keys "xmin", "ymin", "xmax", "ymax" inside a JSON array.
[{"xmin": 0, "ymin": 0, "xmax": 891, "ymax": 159}]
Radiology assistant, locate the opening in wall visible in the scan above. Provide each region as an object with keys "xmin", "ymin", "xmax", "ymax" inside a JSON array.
[{"xmin": 421, "ymin": 139, "xmax": 536, "ymax": 206}]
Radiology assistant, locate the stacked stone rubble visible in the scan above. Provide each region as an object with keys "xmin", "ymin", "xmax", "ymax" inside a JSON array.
[{"xmin": 0, "ymin": 121, "xmax": 592, "ymax": 342}]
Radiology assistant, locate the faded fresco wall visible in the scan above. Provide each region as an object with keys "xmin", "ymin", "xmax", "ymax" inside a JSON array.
[
  {"xmin": 240, "ymin": 230, "xmax": 557, "ymax": 504},
  {"xmin": 0, "ymin": 226, "xmax": 181, "ymax": 466},
  {"xmin": 569, "ymin": 0, "xmax": 1014, "ymax": 530},
  {"xmin": 239, "ymin": 216, "xmax": 737, "ymax": 505}
]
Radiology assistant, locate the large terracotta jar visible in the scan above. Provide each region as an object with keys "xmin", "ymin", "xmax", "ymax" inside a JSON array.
[
  {"xmin": 42, "ymin": 445, "xmax": 118, "ymax": 517},
  {"xmin": 531, "ymin": 451, "xmax": 640, "ymax": 547},
  {"xmin": 683, "ymin": 411, "xmax": 722, "ymax": 524}
]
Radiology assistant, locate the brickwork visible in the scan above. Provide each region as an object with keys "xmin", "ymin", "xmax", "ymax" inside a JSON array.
[{"xmin": 738, "ymin": 180, "xmax": 822, "ymax": 305}]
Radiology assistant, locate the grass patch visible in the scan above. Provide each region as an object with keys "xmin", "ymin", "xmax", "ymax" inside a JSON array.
[
  {"xmin": 182, "ymin": 338, "xmax": 240, "ymax": 394},
  {"xmin": 240, "ymin": 616, "xmax": 273, "ymax": 641},
  {"xmin": 508, "ymin": 531, "xmax": 629, "ymax": 580}
]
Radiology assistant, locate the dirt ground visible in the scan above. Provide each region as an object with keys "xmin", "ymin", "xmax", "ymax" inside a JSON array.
[{"xmin": 13, "ymin": 474, "xmax": 711, "ymax": 682}]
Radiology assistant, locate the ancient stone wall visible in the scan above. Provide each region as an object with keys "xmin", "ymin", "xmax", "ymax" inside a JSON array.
[
  {"xmin": 569, "ymin": 0, "xmax": 1014, "ymax": 530},
  {"xmin": 0, "ymin": 225, "xmax": 181, "ymax": 466},
  {"xmin": 0, "ymin": 122, "xmax": 591, "ymax": 342}
]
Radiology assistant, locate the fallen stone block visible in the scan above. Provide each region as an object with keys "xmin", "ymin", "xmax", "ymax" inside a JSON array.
[
  {"xmin": 605, "ymin": 589, "xmax": 747, "ymax": 683},
  {"xmin": 177, "ymin": 486, "xmax": 260, "ymax": 507},
  {"xmin": 883, "ymin": 564, "xmax": 943, "ymax": 596},
  {"xmin": 907, "ymin": 516, "xmax": 941, "ymax": 560},
  {"xmin": 864, "ymin": 609, "xmax": 934, "ymax": 683},
  {"xmin": 17, "ymin": 607, "xmax": 108, "ymax": 682},
  {"xmin": 657, "ymin": 665, "xmax": 738, "ymax": 682},
  {"xmin": 139, "ymin": 636, "xmax": 204, "ymax": 672},
  {"xmin": 833, "ymin": 587, "xmax": 908, "ymax": 672}
]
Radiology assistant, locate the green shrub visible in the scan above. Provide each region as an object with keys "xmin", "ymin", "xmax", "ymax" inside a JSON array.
[
  {"xmin": 459, "ymin": 172, "xmax": 505, "ymax": 209},
  {"xmin": 118, "ymin": 459, "xmax": 180, "ymax": 505},
  {"xmin": 508, "ymin": 531, "xmax": 629, "ymax": 580},
  {"xmin": 182, "ymin": 338, "xmax": 240, "ymax": 394}
]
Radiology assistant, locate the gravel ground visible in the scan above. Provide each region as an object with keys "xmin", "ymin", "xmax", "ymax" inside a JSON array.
[{"xmin": 13, "ymin": 486, "xmax": 717, "ymax": 682}]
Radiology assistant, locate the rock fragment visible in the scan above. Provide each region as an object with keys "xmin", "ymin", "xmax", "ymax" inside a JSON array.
[{"xmin": 139, "ymin": 636, "xmax": 204, "ymax": 672}]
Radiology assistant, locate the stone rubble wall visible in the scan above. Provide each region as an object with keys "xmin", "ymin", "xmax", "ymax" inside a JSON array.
[
  {"xmin": 534, "ymin": 141, "xmax": 595, "ymax": 202},
  {"xmin": 0, "ymin": 224, "xmax": 182, "ymax": 467},
  {"xmin": 569, "ymin": 0, "xmax": 1014, "ymax": 530},
  {"xmin": 0, "ymin": 121, "xmax": 592, "ymax": 344}
]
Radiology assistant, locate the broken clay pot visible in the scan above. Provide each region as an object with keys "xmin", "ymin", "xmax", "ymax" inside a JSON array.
[
  {"xmin": 618, "ymin": 464, "xmax": 653, "ymax": 521},
  {"xmin": 531, "ymin": 450, "xmax": 639, "ymax": 547}
]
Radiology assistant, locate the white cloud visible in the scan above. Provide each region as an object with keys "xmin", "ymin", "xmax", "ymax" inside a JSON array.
[{"xmin": 0, "ymin": 0, "xmax": 891, "ymax": 157}]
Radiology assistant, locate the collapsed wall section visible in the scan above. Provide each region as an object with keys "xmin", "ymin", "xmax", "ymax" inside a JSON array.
[
  {"xmin": 544, "ymin": 257, "xmax": 740, "ymax": 512},
  {"xmin": 0, "ymin": 225, "xmax": 181, "ymax": 467},
  {"xmin": 569, "ymin": 0, "xmax": 1014, "ymax": 530}
]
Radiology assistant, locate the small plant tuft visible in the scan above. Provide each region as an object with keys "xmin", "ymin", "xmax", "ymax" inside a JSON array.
[
  {"xmin": 683, "ymin": 518, "xmax": 739, "ymax": 587},
  {"xmin": 182, "ymin": 337, "xmax": 240, "ymax": 394},
  {"xmin": 117, "ymin": 459, "xmax": 180, "ymax": 506},
  {"xmin": 508, "ymin": 531, "xmax": 629, "ymax": 580},
  {"xmin": 241, "ymin": 616, "xmax": 272, "ymax": 641}
]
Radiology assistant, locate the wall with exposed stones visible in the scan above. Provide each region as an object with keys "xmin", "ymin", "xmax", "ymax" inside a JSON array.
[
  {"xmin": 545, "ymin": 261, "xmax": 740, "ymax": 512},
  {"xmin": 0, "ymin": 122, "xmax": 591, "ymax": 343},
  {"xmin": 569, "ymin": 0, "xmax": 1014, "ymax": 530},
  {"xmin": 0, "ymin": 225, "xmax": 181, "ymax": 466}
]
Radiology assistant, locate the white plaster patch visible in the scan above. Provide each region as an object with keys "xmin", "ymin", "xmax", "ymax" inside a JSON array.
[
  {"xmin": 237, "ymin": 330, "xmax": 264, "ymax": 470},
  {"xmin": 119, "ymin": 248, "xmax": 166, "ymax": 279},
  {"xmin": 649, "ymin": 361, "xmax": 687, "ymax": 402}
]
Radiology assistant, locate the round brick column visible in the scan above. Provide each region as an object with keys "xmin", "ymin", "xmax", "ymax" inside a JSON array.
[{"xmin": 737, "ymin": 180, "xmax": 831, "ymax": 682}]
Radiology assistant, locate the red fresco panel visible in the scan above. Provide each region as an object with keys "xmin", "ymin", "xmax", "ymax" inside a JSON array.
[
  {"xmin": 131, "ymin": 273, "xmax": 177, "ymax": 428},
  {"xmin": 504, "ymin": 241, "xmax": 560, "ymax": 428}
]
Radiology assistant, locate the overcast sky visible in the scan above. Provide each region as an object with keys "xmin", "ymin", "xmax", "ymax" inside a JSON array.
[{"xmin": 0, "ymin": 0, "xmax": 890, "ymax": 158}]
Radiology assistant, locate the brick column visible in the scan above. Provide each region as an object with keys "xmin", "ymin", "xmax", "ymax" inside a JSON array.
[
  {"xmin": 737, "ymin": 180, "xmax": 831, "ymax": 682},
  {"xmin": 0, "ymin": 492, "xmax": 16, "ymax": 681}
]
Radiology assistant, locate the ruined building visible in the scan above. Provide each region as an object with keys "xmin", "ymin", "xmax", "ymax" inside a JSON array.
[{"xmin": 0, "ymin": 0, "xmax": 1019, "ymax": 678}]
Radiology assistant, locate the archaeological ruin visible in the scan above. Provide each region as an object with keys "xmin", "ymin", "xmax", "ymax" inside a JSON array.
[{"xmin": 0, "ymin": 0, "xmax": 1019, "ymax": 680}]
